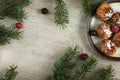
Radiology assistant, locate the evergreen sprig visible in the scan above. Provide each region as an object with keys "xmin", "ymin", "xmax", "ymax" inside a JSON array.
[
  {"xmin": 96, "ymin": 65, "xmax": 117, "ymax": 80},
  {"xmin": 72, "ymin": 56, "xmax": 97, "ymax": 80},
  {"xmin": 0, "ymin": 0, "xmax": 32, "ymax": 46},
  {"xmin": 3, "ymin": 9, "xmax": 26, "ymax": 22},
  {"xmin": 47, "ymin": 45, "xmax": 118, "ymax": 80},
  {"xmin": 0, "ymin": 25, "xmax": 22, "ymax": 45},
  {"xmin": 80, "ymin": 0, "xmax": 105, "ymax": 15},
  {"xmin": 54, "ymin": 0, "xmax": 69, "ymax": 29},
  {"xmin": 47, "ymin": 45, "xmax": 79, "ymax": 80},
  {"xmin": 0, "ymin": 0, "xmax": 32, "ymax": 21},
  {"xmin": 0, "ymin": 65, "xmax": 18, "ymax": 80}
]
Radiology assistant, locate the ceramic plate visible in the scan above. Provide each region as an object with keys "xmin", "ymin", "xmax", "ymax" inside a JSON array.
[{"xmin": 86, "ymin": 1, "xmax": 120, "ymax": 60}]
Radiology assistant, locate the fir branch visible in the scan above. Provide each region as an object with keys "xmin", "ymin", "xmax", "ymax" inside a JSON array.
[
  {"xmin": 46, "ymin": 46, "xmax": 119, "ymax": 80},
  {"xmin": 72, "ymin": 56, "xmax": 97, "ymax": 80},
  {"xmin": 0, "ymin": 0, "xmax": 31, "ymax": 12},
  {"xmin": 0, "ymin": 0, "xmax": 31, "ymax": 45},
  {"xmin": 96, "ymin": 65, "xmax": 117, "ymax": 80},
  {"xmin": 0, "ymin": 25, "xmax": 22, "ymax": 39},
  {"xmin": 0, "ymin": 65, "xmax": 18, "ymax": 80},
  {"xmin": 54, "ymin": 0, "xmax": 69, "ymax": 29},
  {"xmin": 81, "ymin": 0, "xmax": 100, "ymax": 15},
  {"xmin": 0, "ymin": 25, "xmax": 22, "ymax": 45},
  {"xmin": 0, "ymin": 0, "xmax": 32, "ymax": 21},
  {"xmin": 4, "ymin": 9, "xmax": 26, "ymax": 22},
  {"xmin": 0, "ymin": 0, "xmax": 22, "ymax": 12},
  {"xmin": 0, "ymin": 38, "xmax": 10, "ymax": 46},
  {"xmin": 47, "ymin": 45, "xmax": 79, "ymax": 80}
]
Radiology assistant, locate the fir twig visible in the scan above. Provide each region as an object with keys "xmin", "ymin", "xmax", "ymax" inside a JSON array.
[
  {"xmin": 4, "ymin": 9, "xmax": 26, "ymax": 22},
  {"xmin": 0, "ymin": 25, "xmax": 22, "ymax": 45},
  {"xmin": 0, "ymin": 0, "xmax": 31, "ymax": 12},
  {"xmin": 0, "ymin": 0, "xmax": 32, "ymax": 21},
  {"xmin": 54, "ymin": 0, "xmax": 69, "ymax": 29},
  {"xmin": 46, "ymin": 46, "xmax": 119, "ymax": 80},
  {"xmin": 81, "ymin": 0, "xmax": 100, "ymax": 15},
  {"xmin": 47, "ymin": 45, "xmax": 79, "ymax": 80},
  {"xmin": 96, "ymin": 65, "xmax": 117, "ymax": 80},
  {"xmin": 0, "ymin": 65, "xmax": 18, "ymax": 80},
  {"xmin": 72, "ymin": 56, "xmax": 97, "ymax": 80},
  {"xmin": 0, "ymin": 0, "xmax": 32, "ymax": 45}
]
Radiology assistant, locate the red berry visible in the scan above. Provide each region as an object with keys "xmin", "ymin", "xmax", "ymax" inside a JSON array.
[
  {"xmin": 41, "ymin": 8, "xmax": 48, "ymax": 14},
  {"xmin": 80, "ymin": 53, "xmax": 88, "ymax": 60},
  {"xmin": 89, "ymin": 30, "xmax": 97, "ymax": 36},
  {"xmin": 16, "ymin": 22, "xmax": 23, "ymax": 29},
  {"xmin": 111, "ymin": 26, "xmax": 119, "ymax": 33}
]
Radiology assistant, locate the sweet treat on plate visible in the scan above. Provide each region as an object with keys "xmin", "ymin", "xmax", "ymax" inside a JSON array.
[
  {"xmin": 111, "ymin": 12, "xmax": 120, "ymax": 26},
  {"xmin": 97, "ymin": 22, "xmax": 112, "ymax": 39},
  {"xmin": 113, "ymin": 32, "xmax": 120, "ymax": 47},
  {"xmin": 96, "ymin": 2, "xmax": 113, "ymax": 21},
  {"xmin": 100, "ymin": 39, "xmax": 117, "ymax": 56}
]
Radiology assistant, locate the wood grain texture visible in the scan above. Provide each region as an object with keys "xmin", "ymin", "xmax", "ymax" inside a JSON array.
[{"xmin": 0, "ymin": 0, "xmax": 120, "ymax": 80}]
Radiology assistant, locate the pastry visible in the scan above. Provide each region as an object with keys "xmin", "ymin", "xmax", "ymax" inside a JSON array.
[
  {"xmin": 97, "ymin": 22, "xmax": 112, "ymax": 39},
  {"xmin": 113, "ymin": 32, "xmax": 120, "ymax": 47},
  {"xmin": 100, "ymin": 39, "xmax": 117, "ymax": 56},
  {"xmin": 96, "ymin": 2, "xmax": 113, "ymax": 21},
  {"xmin": 111, "ymin": 12, "xmax": 120, "ymax": 26}
]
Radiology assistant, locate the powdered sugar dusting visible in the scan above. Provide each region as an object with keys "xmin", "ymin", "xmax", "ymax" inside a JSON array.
[
  {"xmin": 104, "ymin": 40, "xmax": 114, "ymax": 50},
  {"xmin": 105, "ymin": 12, "xmax": 113, "ymax": 18},
  {"xmin": 102, "ymin": 26, "xmax": 112, "ymax": 36}
]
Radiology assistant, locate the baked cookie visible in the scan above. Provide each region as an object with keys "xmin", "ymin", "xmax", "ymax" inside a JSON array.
[
  {"xmin": 97, "ymin": 22, "xmax": 112, "ymax": 39},
  {"xmin": 111, "ymin": 12, "xmax": 120, "ymax": 26},
  {"xmin": 113, "ymin": 32, "xmax": 120, "ymax": 47},
  {"xmin": 100, "ymin": 39, "xmax": 117, "ymax": 56},
  {"xmin": 96, "ymin": 2, "xmax": 113, "ymax": 21}
]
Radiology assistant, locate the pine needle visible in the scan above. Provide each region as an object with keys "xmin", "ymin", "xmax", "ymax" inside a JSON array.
[
  {"xmin": 54, "ymin": 0, "xmax": 69, "ymax": 29},
  {"xmin": 0, "ymin": 25, "xmax": 22, "ymax": 45},
  {"xmin": 0, "ymin": 0, "xmax": 32, "ymax": 45},
  {"xmin": 72, "ymin": 56, "xmax": 97, "ymax": 80},
  {"xmin": 47, "ymin": 45, "xmax": 79, "ymax": 80},
  {"xmin": 0, "ymin": 65, "xmax": 18, "ymax": 80},
  {"xmin": 0, "ymin": 0, "xmax": 32, "ymax": 21},
  {"xmin": 81, "ymin": 0, "xmax": 100, "ymax": 15},
  {"xmin": 96, "ymin": 65, "xmax": 117, "ymax": 80},
  {"xmin": 47, "ymin": 46, "xmax": 118, "ymax": 80}
]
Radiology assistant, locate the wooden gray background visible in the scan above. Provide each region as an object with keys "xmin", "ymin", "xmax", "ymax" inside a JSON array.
[{"xmin": 0, "ymin": 0, "xmax": 120, "ymax": 80}]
